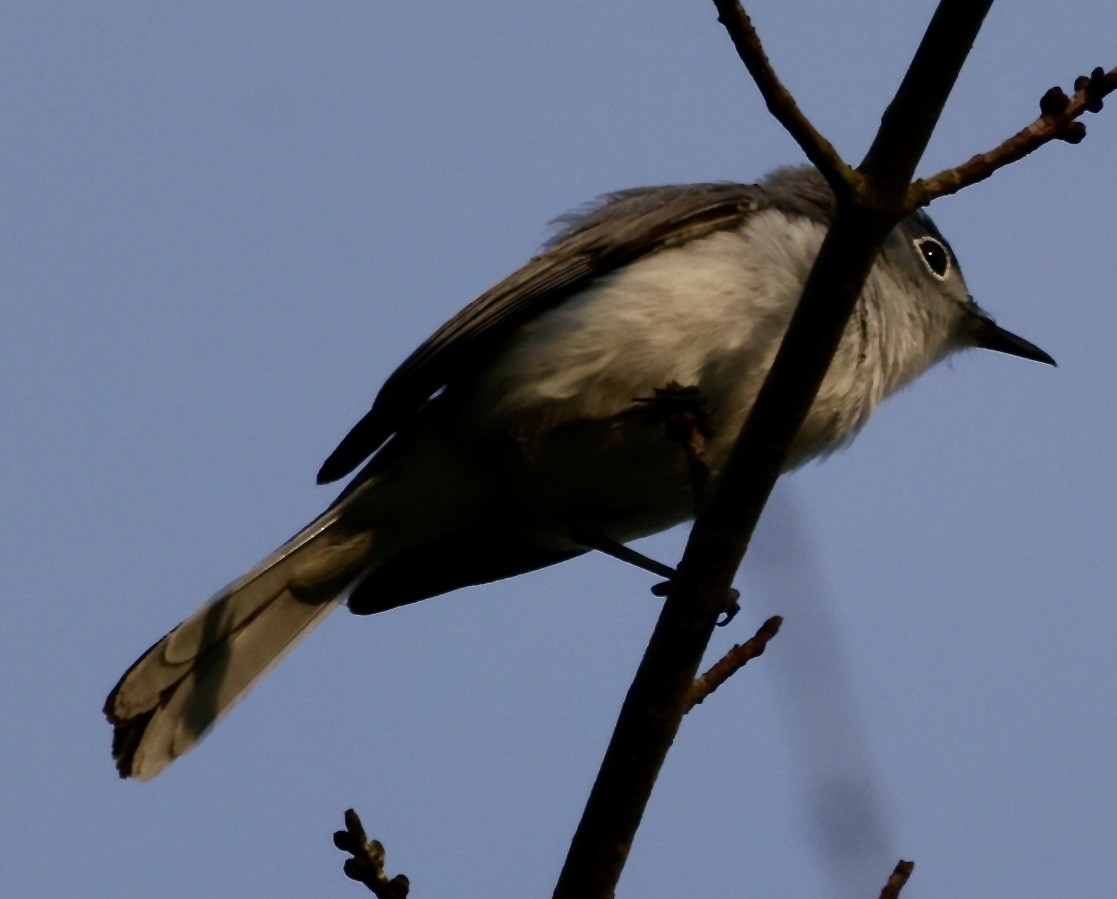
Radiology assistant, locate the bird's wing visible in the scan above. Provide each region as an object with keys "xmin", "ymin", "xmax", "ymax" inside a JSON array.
[{"xmin": 317, "ymin": 182, "xmax": 770, "ymax": 483}]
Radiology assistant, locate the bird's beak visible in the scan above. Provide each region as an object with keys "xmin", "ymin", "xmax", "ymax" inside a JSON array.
[{"xmin": 970, "ymin": 311, "xmax": 1056, "ymax": 366}]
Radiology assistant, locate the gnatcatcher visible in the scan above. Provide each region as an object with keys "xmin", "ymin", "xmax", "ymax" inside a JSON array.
[{"xmin": 105, "ymin": 166, "xmax": 1053, "ymax": 780}]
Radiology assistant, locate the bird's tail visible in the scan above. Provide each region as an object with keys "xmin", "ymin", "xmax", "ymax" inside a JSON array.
[{"xmin": 104, "ymin": 511, "xmax": 375, "ymax": 780}]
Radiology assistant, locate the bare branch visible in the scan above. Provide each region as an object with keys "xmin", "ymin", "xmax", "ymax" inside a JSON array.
[
  {"xmin": 687, "ymin": 615, "xmax": 783, "ymax": 713},
  {"xmin": 553, "ymin": 3, "xmax": 989, "ymax": 896},
  {"xmin": 333, "ymin": 809, "xmax": 410, "ymax": 898},
  {"xmin": 878, "ymin": 859, "xmax": 916, "ymax": 899},
  {"xmin": 553, "ymin": 197, "xmax": 897, "ymax": 899},
  {"xmin": 710, "ymin": 1, "xmax": 853, "ymax": 194},
  {"xmin": 911, "ymin": 66, "xmax": 1117, "ymax": 205}
]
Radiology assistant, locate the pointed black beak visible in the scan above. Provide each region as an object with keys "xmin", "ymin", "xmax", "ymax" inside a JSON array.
[{"xmin": 971, "ymin": 313, "xmax": 1056, "ymax": 367}]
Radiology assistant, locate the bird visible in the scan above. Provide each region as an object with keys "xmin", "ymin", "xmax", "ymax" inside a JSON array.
[{"xmin": 104, "ymin": 166, "xmax": 1054, "ymax": 780}]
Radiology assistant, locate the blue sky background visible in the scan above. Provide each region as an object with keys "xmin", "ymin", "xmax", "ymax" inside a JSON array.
[{"xmin": 3, "ymin": 3, "xmax": 1115, "ymax": 896}]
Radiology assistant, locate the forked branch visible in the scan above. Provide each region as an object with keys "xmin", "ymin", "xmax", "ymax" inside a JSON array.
[{"xmin": 555, "ymin": 2, "xmax": 992, "ymax": 896}]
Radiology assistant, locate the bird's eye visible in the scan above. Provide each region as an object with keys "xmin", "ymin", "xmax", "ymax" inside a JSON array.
[{"xmin": 914, "ymin": 237, "xmax": 950, "ymax": 280}]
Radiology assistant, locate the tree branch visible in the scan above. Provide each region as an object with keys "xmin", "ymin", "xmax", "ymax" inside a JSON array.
[
  {"xmin": 554, "ymin": 197, "xmax": 896, "ymax": 899},
  {"xmin": 686, "ymin": 615, "xmax": 783, "ymax": 713},
  {"xmin": 710, "ymin": 0, "xmax": 853, "ymax": 195},
  {"xmin": 552, "ymin": 4, "xmax": 994, "ymax": 896},
  {"xmin": 910, "ymin": 66, "xmax": 1117, "ymax": 205},
  {"xmin": 860, "ymin": 0, "xmax": 995, "ymax": 202},
  {"xmin": 879, "ymin": 859, "xmax": 916, "ymax": 899},
  {"xmin": 334, "ymin": 809, "xmax": 410, "ymax": 898}
]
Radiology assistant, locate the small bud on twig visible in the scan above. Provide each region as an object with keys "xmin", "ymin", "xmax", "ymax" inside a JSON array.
[
  {"xmin": 1060, "ymin": 121, "xmax": 1088, "ymax": 144},
  {"xmin": 1039, "ymin": 86, "xmax": 1070, "ymax": 116},
  {"xmin": 333, "ymin": 809, "xmax": 410, "ymax": 898}
]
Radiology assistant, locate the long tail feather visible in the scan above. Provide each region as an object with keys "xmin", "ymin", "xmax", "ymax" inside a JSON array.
[{"xmin": 105, "ymin": 514, "xmax": 374, "ymax": 780}]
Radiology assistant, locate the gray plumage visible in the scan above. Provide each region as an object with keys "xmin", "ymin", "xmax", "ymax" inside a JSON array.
[{"xmin": 105, "ymin": 167, "xmax": 1053, "ymax": 780}]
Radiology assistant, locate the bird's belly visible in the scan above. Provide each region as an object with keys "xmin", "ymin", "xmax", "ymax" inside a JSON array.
[{"xmin": 470, "ymin": 361, "xmax": 876, "ymax": 550}]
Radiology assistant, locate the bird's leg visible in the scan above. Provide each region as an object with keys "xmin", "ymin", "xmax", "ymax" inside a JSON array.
[
  {"xmin": 570, "ymin": 522, "xmax": 677, "ymax": 581},
  {"xmin": 570, "ymin": 522, "xmax": 740, "ymax": 627}
]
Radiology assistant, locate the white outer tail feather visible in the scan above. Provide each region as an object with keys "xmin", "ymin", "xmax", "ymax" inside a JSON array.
[{"xmin": 105, "ymin": 512, "xmax": 374, "ymax": 780}]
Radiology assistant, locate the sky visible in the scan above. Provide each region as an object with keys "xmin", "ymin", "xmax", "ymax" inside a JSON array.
[{"xmin": 2, "ymin": 2, "xmax": 1115, "ymax": 897}]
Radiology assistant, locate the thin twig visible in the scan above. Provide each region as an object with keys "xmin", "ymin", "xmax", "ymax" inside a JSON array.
[
  {"xmin": 911, "ymin": 66, "xmax": 1117, "ymax": 205},
  {"xmin": 710, "ymin": 1, "xmax": 853, "ymax": 195},
  {"xmin": 333, "ymin": 809, "xmax": 410, "ymax": 898},
  {"xmin": 687, "ymin": 616, "xmax": 783, "ymax": 712},
  {"xmin": 878, "ymin": 859, "xmax": 915, "ymax": 899}
]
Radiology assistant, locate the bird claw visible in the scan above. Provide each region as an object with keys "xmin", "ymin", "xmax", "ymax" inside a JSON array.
[
  {"xmin": 716, "ymin": 590, "xmax": 741, "ymax": 627},
  {"xmin": 651, "ymin": 580, "xmax": 740, "ymax": 626}
]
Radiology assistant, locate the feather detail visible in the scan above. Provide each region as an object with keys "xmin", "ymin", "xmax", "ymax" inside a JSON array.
[{"xmin": 104, "ymin": 517, "xmax": 374, "ymax": 780}]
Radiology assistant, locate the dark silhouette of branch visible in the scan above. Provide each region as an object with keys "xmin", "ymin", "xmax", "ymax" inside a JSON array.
[
  {"xmin": 879, "ymin": 859, "xmax": 916, "ymax": 898},
  {"xmin": 911, "ymin": 66, "xmax": 1117, "ymax": 205},
  {"xmin": 711, "ymin": 3, "xmax": 1117, "ymax": 213},
  {"xmin": 687, "ymin": 615, "xmax": 783, "ymax": 712},
  {"xmin": 553, "ymin": 3, "xmax": 996, "ymax": 897},
  {"xmin": 334, "ymin": 809, "xmax": 410, "ymax": 898}
]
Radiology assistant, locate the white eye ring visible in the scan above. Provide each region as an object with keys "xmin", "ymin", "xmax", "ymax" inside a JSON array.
[{"xmin": 914, "ymin": 236, "xmax": 951, "ymax": 281}]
